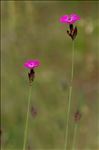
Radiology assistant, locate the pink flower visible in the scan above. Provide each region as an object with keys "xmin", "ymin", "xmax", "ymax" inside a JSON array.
[
  {"xmin": 60, "ymin": 14, "xmax": 80, "ymax": 24},
  {"xmin": 24, "ymin": 59, "xmax": 40, "ymax": 69}
]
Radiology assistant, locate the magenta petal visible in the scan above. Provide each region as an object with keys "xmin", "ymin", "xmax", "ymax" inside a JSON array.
[
  {"xmin": 60, "ymin": 15, "xmax": 68, "ymax": 23},
  {"xmin": 71, "ymin": 14, "xmax": 80, "ymax": 22},
  {"xmin": 60, "ymin": 14, "xmax": 80, "ymax": 24},
  {"xmin": 24, "ymin": 59, "xmax": 40, "ymax": 69}
]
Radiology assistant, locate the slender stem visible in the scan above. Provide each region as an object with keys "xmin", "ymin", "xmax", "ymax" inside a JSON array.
[
  {"xmin": 23, "ymin": 85, "xmax": 32, "ymax": 150},
  {"xmin": 64, "ymin": 41, "xmax": 75, "ymax": 150},
  {"xmin": 72, "ymin": 123, "xmax": 78, "ymax": 150}
]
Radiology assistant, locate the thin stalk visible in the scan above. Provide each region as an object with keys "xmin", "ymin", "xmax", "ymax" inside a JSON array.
[
  {"xmin": 23, "ymin": 85, "xmax": 32, "ymax": 150},
  {"xmin": 72, "ymin": 123, "xmax": 78, "ymax": 150},
  {"xmin": 64, "ymin": 41, "xmax": 75, "ymax": 150}
]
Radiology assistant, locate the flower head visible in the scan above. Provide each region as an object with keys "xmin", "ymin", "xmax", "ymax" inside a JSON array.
[
  {"xmin": 24, "ymin": 59, "xmax": 40, "ymax": 84},
  {"xmin": 24, "ymin": 59, "xmax": 40, "ymax": 69},
  {"xmin": 60, "ymin": 14, "xmax": 80, "ymax": 24}
]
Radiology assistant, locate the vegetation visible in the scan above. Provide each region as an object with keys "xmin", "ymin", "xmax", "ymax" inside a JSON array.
[{"xmin": 1, "ymin": 1, "xmax": 99, "ymax": 150}]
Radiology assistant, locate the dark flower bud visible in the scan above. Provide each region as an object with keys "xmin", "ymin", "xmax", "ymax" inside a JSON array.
[
  {"xmin": 73, "ymin": 26, "xmax": 77, "ymax": 40},
  {"xmin": 69, "ymin": 24, "xmax": 73, "ymax": 32},
  {"xmin": 28, "ymin": 69, "xmax": 35, "ymax": 84},
  {"xmin": 67, "ymin": 25, "xmax": 78, "ymax": 40}
]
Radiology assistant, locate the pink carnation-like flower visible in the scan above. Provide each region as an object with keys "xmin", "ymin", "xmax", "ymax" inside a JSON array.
[
  {"xmin": 24, "ymin": 59, "xmax": 40, "ymax": 69},
  {"xmin": 60, "ymin": 14, "xmax": 80, "ymax": 24}
]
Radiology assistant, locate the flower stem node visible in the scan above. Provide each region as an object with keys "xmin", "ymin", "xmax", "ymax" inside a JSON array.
[
  {"xmin": 74, "ymin": 110, "xmax": 81, "ymax": 122},
  {"xmin": 31, "ymin": 106, "xmax": 37, "ymax": 118}
]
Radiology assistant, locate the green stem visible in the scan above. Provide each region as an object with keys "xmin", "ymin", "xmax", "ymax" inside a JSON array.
[
  {"xmin": 72, "ymin": 123, "xmax": 78, "ymax": 150},
  {"xmin": 23, "ymin": 85, "xmax": 32, "ymax": 150},
  {"xmin": 64, "ymin": 41, "xmax": 75, "ymax": 150}
]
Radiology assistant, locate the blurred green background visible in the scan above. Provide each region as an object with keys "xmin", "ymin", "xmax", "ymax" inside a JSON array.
[{"xmin": 1, "ymin": 1, "xmax": 99, "ymax": 150}]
